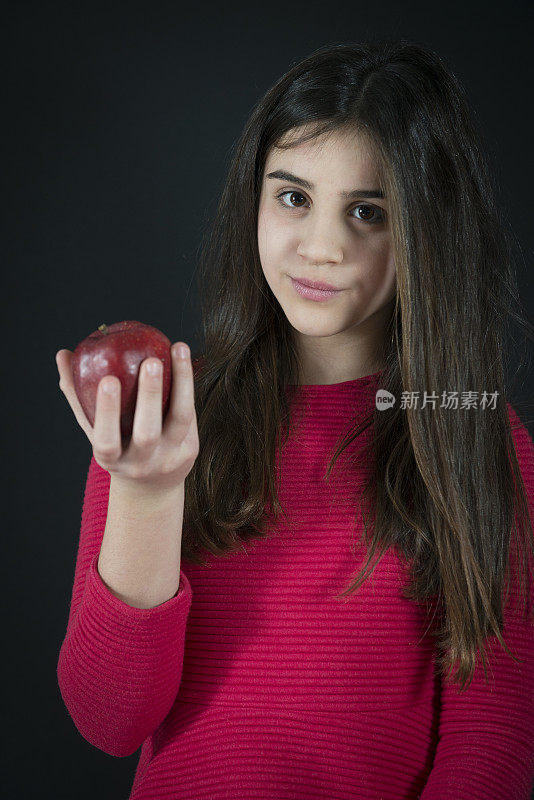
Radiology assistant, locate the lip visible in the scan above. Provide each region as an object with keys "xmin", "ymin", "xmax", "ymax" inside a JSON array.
[
  {"xmin": 292, "ymin": 276, "xmax": 340, "ymax": 291},
  {"xmin": 291, "ymin": 277, "xmax": 343, "ymax": 302}
]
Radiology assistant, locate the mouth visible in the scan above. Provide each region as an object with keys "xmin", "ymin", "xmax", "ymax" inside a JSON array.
[
  {"xmin": 292, "ymin": 276, "xmax": 341, "ymax": 291},
  {"xmin": 290, "ymin": 277, "xmax": 343, "ymax": 302}
]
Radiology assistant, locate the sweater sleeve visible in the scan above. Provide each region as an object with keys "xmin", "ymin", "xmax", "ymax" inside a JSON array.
[
  {"xmin": 421, "ymin": 402, "xmax": 534, "ymax": 799},
  {"xmin": 56, "ymin": 454, "xmax": 193, "ymax": 757}
]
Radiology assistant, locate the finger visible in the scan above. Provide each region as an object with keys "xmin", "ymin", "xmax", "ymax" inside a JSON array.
[
  {"xmin": 92, "ymin": 375, "xmax": 122, "ymax": 461},
  {"xmin": 163, "ymin": 344, "xmax": 196, "ymax": 440},
  {"xmin": 56, "ymin": 349, "xmax": 94, "ymax": 439},
  {"xmin": 130, "ymin": 357, "xmax": 163, "ymax": 447}
]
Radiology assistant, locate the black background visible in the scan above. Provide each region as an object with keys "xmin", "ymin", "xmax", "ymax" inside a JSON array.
[{"xmin": 4, "ymin": 2, "xmax": 533, "ymax": 797}]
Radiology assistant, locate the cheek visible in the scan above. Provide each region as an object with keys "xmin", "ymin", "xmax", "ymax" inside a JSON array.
[
  {"xmin": 257, "ymin": 213, "xmax": 276, "ymax": 284},
  {"xmin": 384, "ymin": 250, "xmax": 397, "ymax": 294},
  {"xmin": 371, "ymin": 245, "xmax": 396, "ymax": 283},
  {"xmin": 257, "ymin": 209, "xmax": 287, "ymax": 267},
  {"xmin": 257, "ymin": 208, "xmax": 273, "ymax": 263},
  {"xmin": 357, "ymin": 248, "xmax": 397, "ymax": 303}
]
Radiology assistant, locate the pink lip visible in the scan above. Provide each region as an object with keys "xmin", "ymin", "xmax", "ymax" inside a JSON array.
[
  {"xmin": 292, "ymin": 276, "xmax": 340, "ymax": 291},
  {"xmin": 290, "ymin": 277, "xmax": 343, "ymax": 302}
]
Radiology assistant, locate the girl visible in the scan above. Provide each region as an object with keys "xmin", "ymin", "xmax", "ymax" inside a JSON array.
[{"xmin": 56, "ymin": 40, "xmax": 534, "ymax": 799}]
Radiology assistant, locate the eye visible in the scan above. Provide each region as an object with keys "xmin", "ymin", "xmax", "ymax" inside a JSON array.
[{"xmin": 275, "ymin": 190, "xmax": 384, "ymax": 224}]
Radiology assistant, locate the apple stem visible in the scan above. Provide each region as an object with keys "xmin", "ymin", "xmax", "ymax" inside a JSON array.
[{"xmin": 98, "ymin": 324, "xmax": 108, "ymax": 335}]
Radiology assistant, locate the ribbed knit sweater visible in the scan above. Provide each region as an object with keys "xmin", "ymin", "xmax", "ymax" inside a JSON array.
[{"xmin": 57, "ymin": 367, "xmax": 534, "ymax": 799}]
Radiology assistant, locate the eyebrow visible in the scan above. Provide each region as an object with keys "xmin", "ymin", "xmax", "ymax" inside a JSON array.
[{"xmin": 265, "ymin": 169, "xmax": 385, "ymax": 199}]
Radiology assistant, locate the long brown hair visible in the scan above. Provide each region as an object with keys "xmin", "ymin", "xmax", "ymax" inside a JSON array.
[{"xmin": 181, "ymin": 39, "xmax": 534, "ymax": 691}]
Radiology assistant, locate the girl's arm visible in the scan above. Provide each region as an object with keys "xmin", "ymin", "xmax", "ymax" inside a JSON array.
[{"xmin": 56, "ymin": 454, "xmax": 193, "ymax": 757}]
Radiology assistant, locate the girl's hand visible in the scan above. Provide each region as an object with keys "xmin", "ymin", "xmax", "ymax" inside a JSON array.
[{"xmin": 55, "ymin": 345, "xmax": 200, "ymax": 494}]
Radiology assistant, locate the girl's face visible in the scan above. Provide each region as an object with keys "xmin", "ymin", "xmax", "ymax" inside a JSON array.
[{"xmin": 257, "ymin": 127, "xmax": 397, "ymax": 384}]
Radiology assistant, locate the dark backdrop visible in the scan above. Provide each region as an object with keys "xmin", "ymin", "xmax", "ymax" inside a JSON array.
[{"xmin": 4, "ymin": 2, "xmax": 533, "ymax": 798}]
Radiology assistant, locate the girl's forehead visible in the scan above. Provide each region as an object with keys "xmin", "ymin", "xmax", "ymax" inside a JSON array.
[
  {"xmin": 264, "ymin": 142, "xmax": 380, "ymax": 186},
  {"xmin": 268, "ymin": 127, "xmax": 378, "ymax": 166}
]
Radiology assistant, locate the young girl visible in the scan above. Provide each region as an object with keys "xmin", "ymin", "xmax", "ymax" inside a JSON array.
[{"xmin": 56, "ymin": 40, "xmax": 534, "ymax": 799}]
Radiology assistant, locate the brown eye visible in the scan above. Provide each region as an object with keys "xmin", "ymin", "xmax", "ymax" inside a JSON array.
[
  {"xmin": 356, "ymin": 206, "xmax": 375, "ymax": 222},
  {"xmin": 347, "ymin": 203, "xmax": 385, "ymax": 224},
  {"xmin": 277, "ymin": 190, "xmax": 307, "ymax": 208},
  {"xmin": 275, "ymin": 190, "xmax": 384, "ymax": 225}
]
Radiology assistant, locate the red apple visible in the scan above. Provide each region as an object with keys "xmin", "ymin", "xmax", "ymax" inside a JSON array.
[{"xmin": 72, "ymin": 320, "xmax": 172, "ymax": 440}]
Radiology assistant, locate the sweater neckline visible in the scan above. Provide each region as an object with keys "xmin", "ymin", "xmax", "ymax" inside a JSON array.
[{"xmin": 286, "ymin": 368, "xmax": 383, "ymax": 391}]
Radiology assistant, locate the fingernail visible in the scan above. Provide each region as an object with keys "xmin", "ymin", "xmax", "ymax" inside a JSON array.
[
  {"xmin": 147, "ymin": 359, "xmax": 162, "ymax": 375},
  {"xmin": 103, "ymin": 380, "xmax": 118, "ymax": 394}
]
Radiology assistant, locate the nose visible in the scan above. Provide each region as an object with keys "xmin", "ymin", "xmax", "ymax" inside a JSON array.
[
  {"xmin": 297, "ymin": 236, "xmax": 344, "ymax": 266},
  {"xmin": 296, "ymin": 216, "xmax": 345, "ymax": 265}
]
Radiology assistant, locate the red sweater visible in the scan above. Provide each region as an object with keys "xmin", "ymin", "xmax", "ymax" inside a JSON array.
[{"xmin": 57, "ymin": 368, "xmax": 534, "ymax": 799}]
